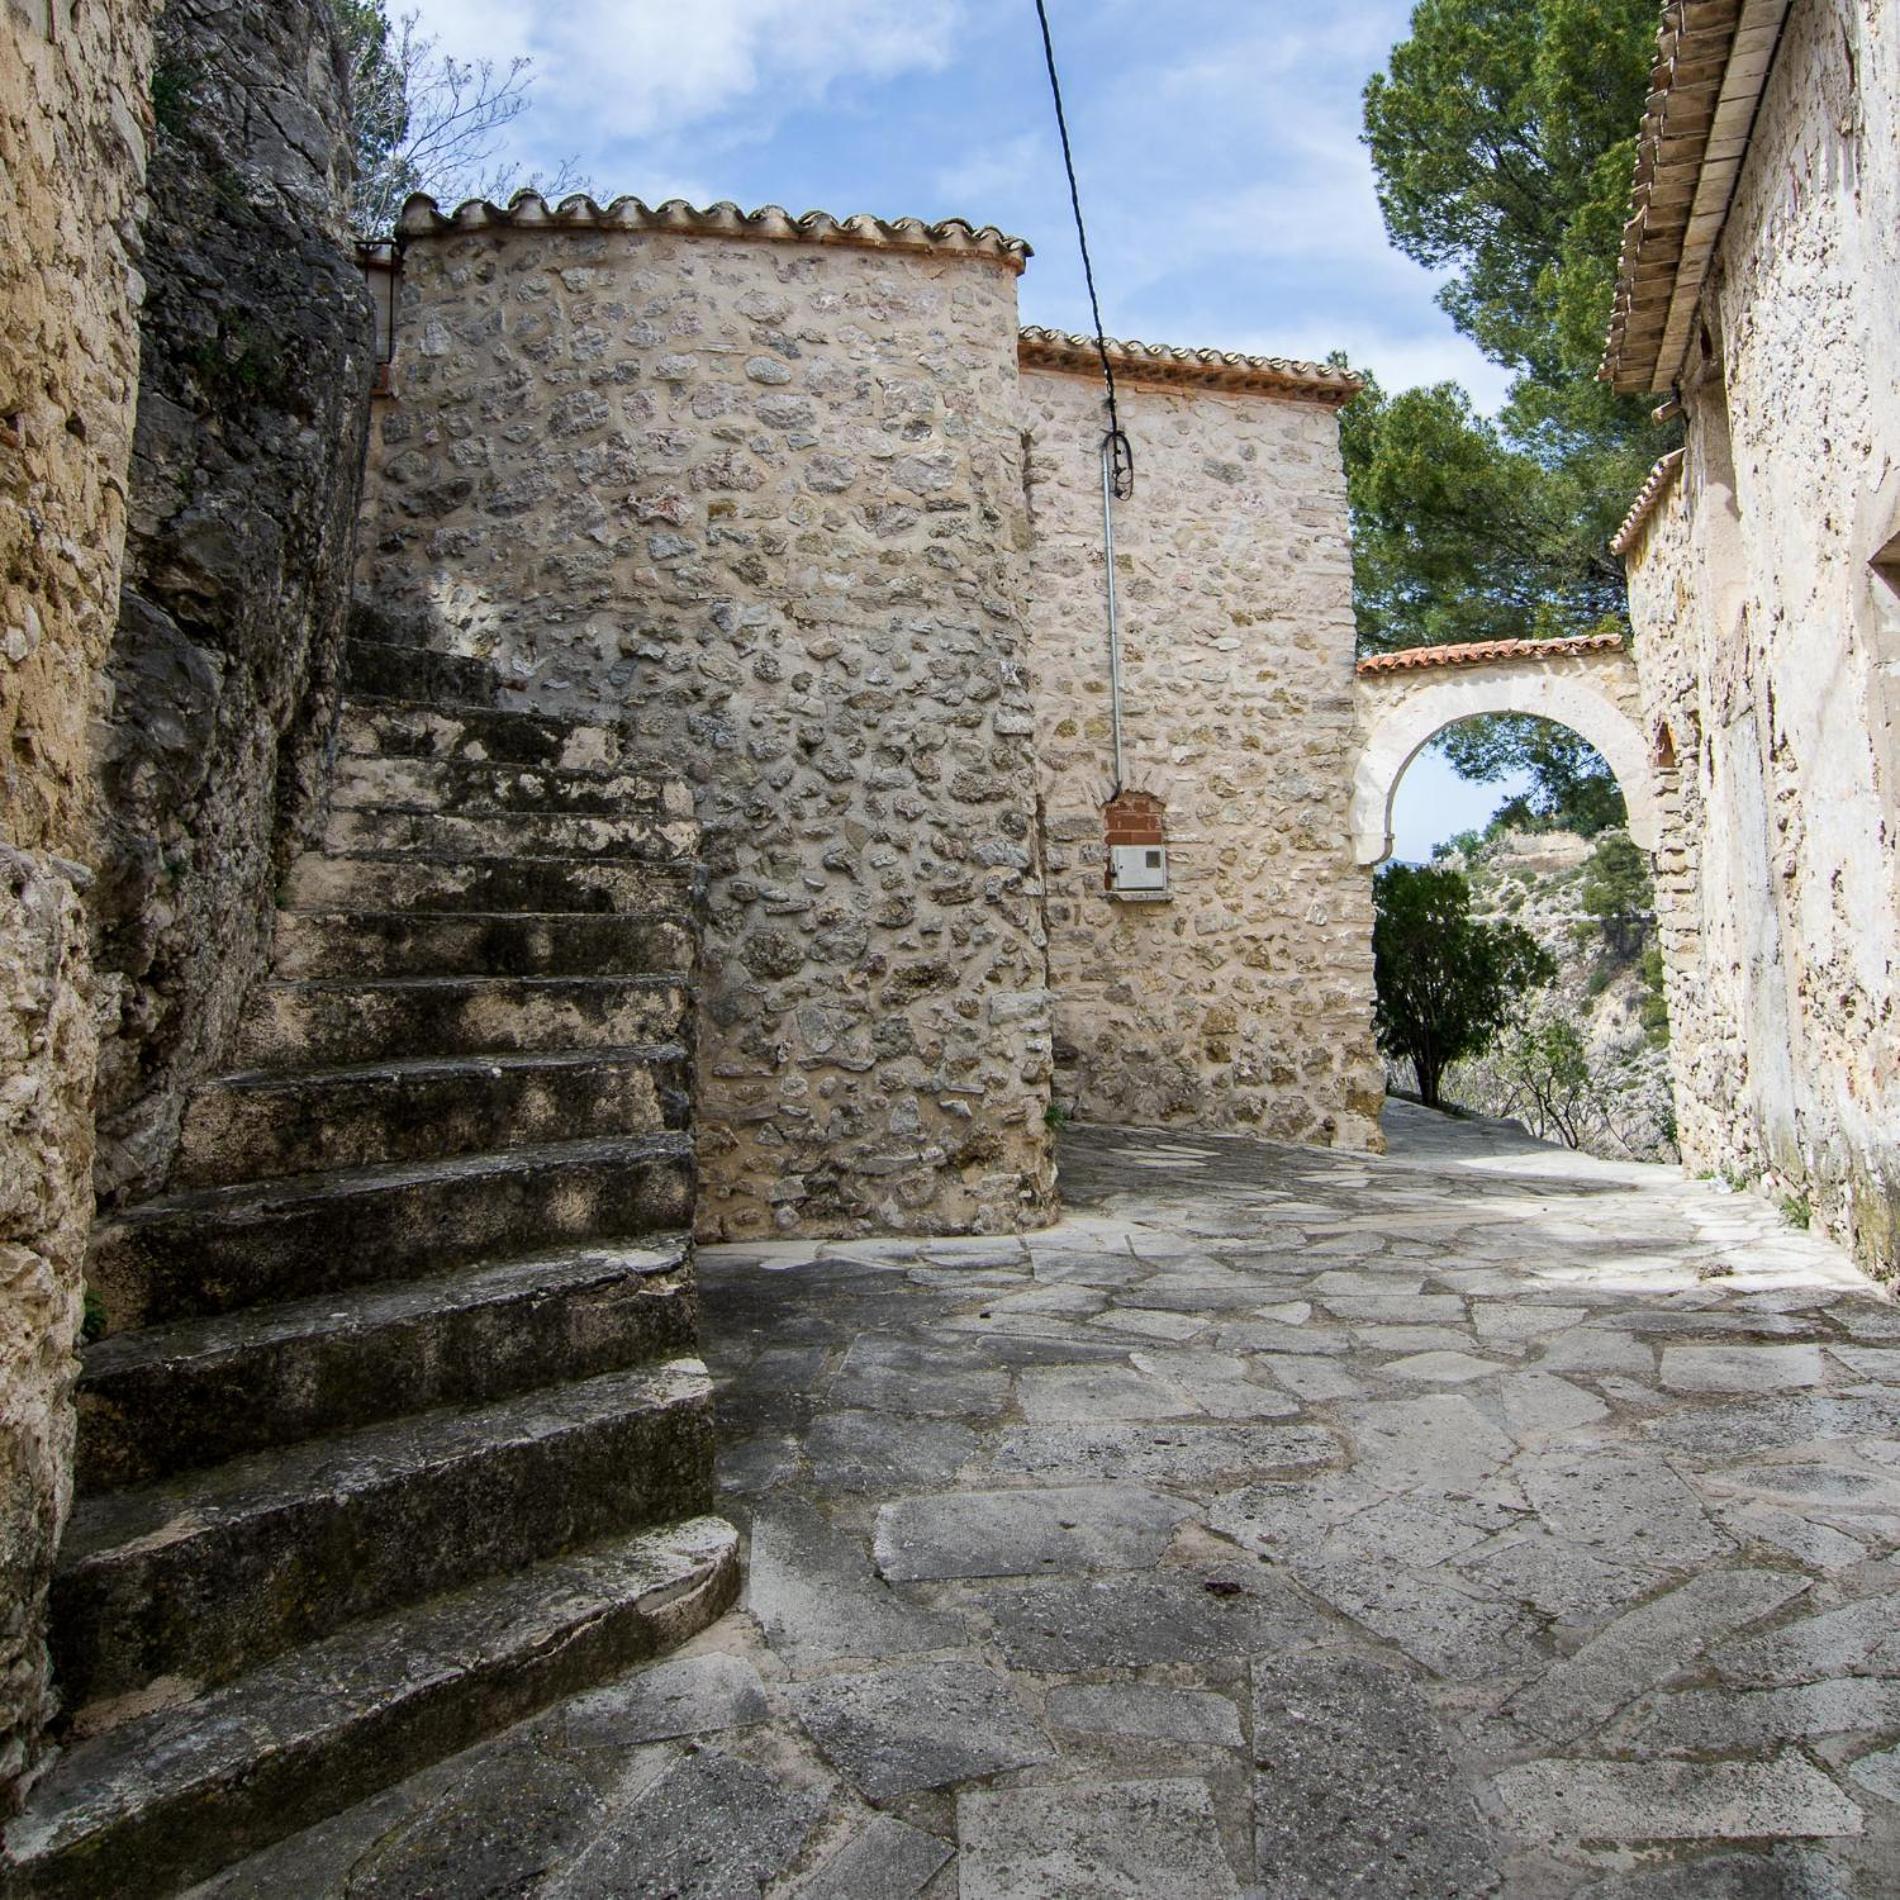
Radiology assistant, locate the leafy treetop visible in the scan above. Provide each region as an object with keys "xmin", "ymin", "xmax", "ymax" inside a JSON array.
[{"xmin": 1372, "ymin": 861, "xmax": 1557, "ymax": 1108}]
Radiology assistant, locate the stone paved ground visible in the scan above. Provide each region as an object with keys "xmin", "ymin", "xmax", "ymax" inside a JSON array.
[{"xmin": 199, "ymin": 1108, "xmax": 1900, "ymax": 1897}]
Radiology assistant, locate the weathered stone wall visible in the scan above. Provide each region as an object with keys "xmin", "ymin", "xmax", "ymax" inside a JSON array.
[
  {"xmin": 0, "ymin": 0, "xmax": 154, "ymax": 1802},
  {"xmin": 364, "ymin": 216, "xmax": 1056, "ymax": 1238},
  {"xmin": 90, "ymin": 0, "xmax": 374, "ymax": 1205},
  {"xmin": 1621, "ymin": 0, "xmax": 1900, "ymax": 1279},
  {"xmin": 1023, "ymin": 366, "xmax": 1382, "ymax": 1148}
]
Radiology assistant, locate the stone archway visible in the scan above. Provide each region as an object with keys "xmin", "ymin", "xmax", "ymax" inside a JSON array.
[{"xmin": 1351, "ymin": 634, "xmax": 1661, "ymax": 866}]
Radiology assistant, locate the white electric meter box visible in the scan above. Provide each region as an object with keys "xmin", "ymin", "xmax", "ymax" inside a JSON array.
[{"xmin": 1109, "ymin": 843, "xmax": 1170, "ymax": 900}]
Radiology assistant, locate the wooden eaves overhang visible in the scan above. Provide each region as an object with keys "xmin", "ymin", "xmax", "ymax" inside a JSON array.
[{"xmin": 1601, "ymin": 0, "xmax": 1791, "ymax": 396}]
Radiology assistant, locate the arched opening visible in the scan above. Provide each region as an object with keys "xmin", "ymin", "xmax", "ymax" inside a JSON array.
[
  {"xmin": 1363, "ymin": 697, "xmax": 1676, "ymax": 1163},
  {"xmin": 1354, "ymin": 667, "xmax": 1661, "ymax": 868}
]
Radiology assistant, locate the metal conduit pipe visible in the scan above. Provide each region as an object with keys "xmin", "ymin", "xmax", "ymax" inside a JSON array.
[{"xmin": 1101, "ymin": 436, "xmax": 1126, "ymax": 795}]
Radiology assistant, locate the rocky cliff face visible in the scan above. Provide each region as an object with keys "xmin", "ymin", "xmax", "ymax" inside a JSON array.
[
  {"xmin": 91, "ymin": 0, "xmax": 373, "ymax": 1206},
  {"xmin": 1440, "ymin": 828, "xmax": 1677, "ymax": 1164}
]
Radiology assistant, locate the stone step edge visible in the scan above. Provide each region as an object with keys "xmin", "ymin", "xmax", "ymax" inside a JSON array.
[
  {"xmin": 314, "ymin": 831, "xmax": 698, "ymax": 873},
  {"xmin": 80, "ymin": 1231, "xmax": 694, "ymax": 1387},
  {"xmin": 198, "ymin": 1039, "xmax": 690, "ymax": 1095},
  {"xmin": 327, "ymin": 760, "xmax": 679, "ymax": 800},
  {"xmin": 328, "ymin": 795, "xmax": 677, "ymax": 823},
  {"xmin": 344, "ymin": 637, "xmax": 500, "ymax": 684},
  {"xmin": 75, "ymin": 1238, "xmax": 699, "ymax": 1494},
  {"xmin": 97, "ymin": 1129, "xmax": 695, "ymax": 1239},
  {"xmin": 3, "ymin": 1516, "xmax": 741, "ymax": 1900},
  {"xmin": 270, "ymin": 904, "xmax": 696, "ymax": 936},
  {"xmin": 338, "ymin": 690, "xmax": 583, "ymax": 727},
  {"xmin": 286, "ymin": 846, "xmax": 698, "ymax": 872},
  {"xmin": 57, "ymin": 1354, "xmax": 713, "ymax": 1577},
  {"xmin": 254, "ymin": 971, "xmax": 689, "ymax": 999}
]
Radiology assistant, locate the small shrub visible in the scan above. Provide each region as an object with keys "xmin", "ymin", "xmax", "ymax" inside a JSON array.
[
  {"xmin": 1638, "ymin": 944, "xmax": 1670, "ymax": 1046},
  {"xmin": 150, "ymin": 57, "xmax": 201, "ymax": 137},
  {"xmin": 1780, "ymin": 1194, "xmax": 1812, "ymax": 1231}
]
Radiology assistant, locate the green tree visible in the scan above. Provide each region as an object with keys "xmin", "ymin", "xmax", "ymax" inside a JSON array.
[
  {"xmin": 1339, "ymin": 372, "xmax": 1633, "ymax": 658},
  {"xmin": 1372, "ymin": 862, "xmax": 1557, "ymax": 1108},
  {"xmin": 1362, "ymin": 0, "xmax": 1660, "ymax": 383},
  {"xmin": 1578, "ymin": 830, "xmax": 1654, "ymax": 957},
  {"xmin": 1638, "ymin": 942, "xmax": 1670, "ymax": 1046},
  {"xmin": 1493, "ymin": 1014, "xmax": 1595, "ymax": 1147},
  {"xmin": 1349, "ymin": 0, "xmax": 1679, "ymax": 824},
  {"xmin": 1445, "ymin": 715, "xmax": 1629, "ymax": 833}
]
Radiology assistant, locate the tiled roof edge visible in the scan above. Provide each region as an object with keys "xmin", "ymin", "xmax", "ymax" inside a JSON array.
[
  {"xmin": 1600, "ymin": 0, "xmax": 1791, "ymax": 394},
  {"xmin": 1610, "ymin": 448, "xmax": 1688, "ymax": 556},
  {"xmin": 395, "ymin": 191, "xmax": 1032, "ymax": 271},
  {"xmin": 1356, "ymin": 632, "xmax": 1630, "ymax": 677},
  {"xmin": 1018, "ymin": 327, "xmax": 1363, "ymax": 404}
]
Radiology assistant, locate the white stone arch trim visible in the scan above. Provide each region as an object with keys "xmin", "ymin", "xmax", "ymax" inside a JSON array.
[{"xmin": 1352, "ymin": 665, "xmax": 1662, "ymax": 866}]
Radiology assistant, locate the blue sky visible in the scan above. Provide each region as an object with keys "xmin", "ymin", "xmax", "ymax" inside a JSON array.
[{"xmin": 409, "ymin": 0, "xmax": 1521, "ymax": 851}]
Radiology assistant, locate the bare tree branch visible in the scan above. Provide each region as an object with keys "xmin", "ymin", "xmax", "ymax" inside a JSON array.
[{"xmin": 336, "ymin": 2, "xmax": 591, "ymax": 236}]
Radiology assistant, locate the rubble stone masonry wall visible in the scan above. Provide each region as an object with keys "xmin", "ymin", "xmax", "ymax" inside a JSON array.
[
  {"xmin": 0, "ymin": 0, "xmax": 153, "ymax": 1800},
  {"xmin": 1022, "ymin": 367, "xmax": 1382, "ymax": 1148},
  {"xmin": 1622, "ymin": 0, "xmax": 1900, "ymax": 1280},
  {"xmin": 363, "ymin": 224, "xmax": 1056, "ymax": 1238}
]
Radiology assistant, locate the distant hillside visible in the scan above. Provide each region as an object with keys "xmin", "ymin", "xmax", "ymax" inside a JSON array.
[{"xmin": 1431, "ymin": 826, "xmax": 1677, "ymax": 1164}]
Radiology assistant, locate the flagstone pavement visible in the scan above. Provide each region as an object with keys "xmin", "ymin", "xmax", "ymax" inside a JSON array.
[{"xmin": 198, "ymin": 1107, "xmax": 1900, "ymax": 1897}]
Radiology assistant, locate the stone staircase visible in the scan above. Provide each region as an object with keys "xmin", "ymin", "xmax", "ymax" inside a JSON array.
[{"xmin": 3, "ymin": 634, "xmax": 738, "ymax": 1898}]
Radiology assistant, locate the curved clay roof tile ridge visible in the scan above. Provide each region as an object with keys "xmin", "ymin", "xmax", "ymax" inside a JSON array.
[
  {"xmin": 1610, "ymin": 448, "xmax": 1687, "ymax": 557},
  {"xmin": 1355, "ymin": 632, "xmax": 1629, "ymax": 676},
  {"xmin": 394, "ymin": 190, "xmax": 1032, "ymax": 269},
  {"xmin": 1017, "ymin": 326, "xmax": 1363, "ymax": 403}
]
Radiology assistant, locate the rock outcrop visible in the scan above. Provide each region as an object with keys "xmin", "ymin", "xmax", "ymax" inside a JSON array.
[{"xmin": 90, "ymin": 0, "xmax": 375, "ymax": 1209}]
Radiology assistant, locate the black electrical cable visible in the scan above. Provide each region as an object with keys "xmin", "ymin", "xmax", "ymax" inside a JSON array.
[{"xmin": 1032, "ymin": 0, "xmax": 1133, "ymax": 498}]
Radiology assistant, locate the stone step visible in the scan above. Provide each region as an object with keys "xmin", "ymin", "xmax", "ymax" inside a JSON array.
[
  {"xmin": 174, "ymin": 1044, "xmax": 693, "ymax": 1186},
  {"xmin": 328, "ymin": 754, "xmax": 681, "ymax": 818},
  {"xmin": 270, "ymin": 907, "xmax": 697, "ymax": 979},
  {"xmin": 88, "ymin": 1132, "xmax": 696, "ymax": 1332},
  {"xmin": 336, "ymin": 697, "xmax": 621, "ymax": 771},
  {"xmin": 76, "ymin": 1233, "xmax": 697, "ymax": 1492},
  {"xmin": 4, "ymin": 1515, "xmax": 740, "ymax": 1900},
  {"xmin": 343, "ymin": 638, "xmax": 503, "ymax": 708},
  {"xmin": 320, "ymin": 805, "xmax": 695, "ymax": 863},
  {"xmin": 234, "ymin": 972, "xmax": 689, "ymax": 1067},
  {"xmin": 282, "ymin": 849, "xmax": 696, "ymax": 915},
  {"xmin": 51, "ymin": 1357, "xmax": 718, "ymax": 1714}
]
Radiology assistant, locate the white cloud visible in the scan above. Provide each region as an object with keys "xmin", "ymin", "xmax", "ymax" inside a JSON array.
[
  {"xmin": 411, "ymin": 0, "xmax": 961, "ymax": 150},
  {"xmin": 401, "ymin": 0, "xmax": 1513, "ymax": 412},
  {"xmin": 935, "ymin": 133, "xmax": 1048, "ymax": 211},
  {"xmin": 1022, "ymin": 4, "xmax": 1512, "ymax": 408}
]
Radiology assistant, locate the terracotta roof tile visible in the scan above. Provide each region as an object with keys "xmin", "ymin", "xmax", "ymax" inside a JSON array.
[
  {"xmin": 396, "ymin": 191, "xmax": 1031, "ymax": 271},
  {"xmin": 1355, "ymin": 633, "xmax": 1628, "ymax": 677},
  {"xmin": 1610, "ymin": 448, "xmax": 1687, "ymax": 555},
  {"xmin": 1018, "ymin": 327, "xmax": 1363, "ymax": 404}
]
